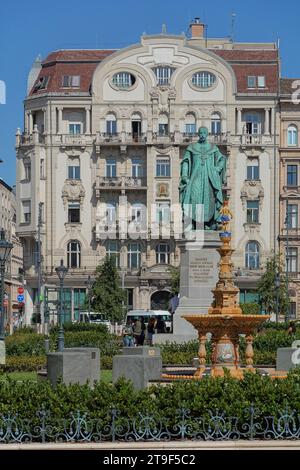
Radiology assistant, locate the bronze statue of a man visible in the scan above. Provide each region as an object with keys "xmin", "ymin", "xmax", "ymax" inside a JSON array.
[{"xmin": 179, "ymin": 126, "xmax": 227, "ymax": 230}]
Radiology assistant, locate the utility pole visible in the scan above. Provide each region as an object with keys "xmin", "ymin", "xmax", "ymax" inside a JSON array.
[{"xmin": 36, "ymin": 202, "xmax": 43, "ymax": 329}]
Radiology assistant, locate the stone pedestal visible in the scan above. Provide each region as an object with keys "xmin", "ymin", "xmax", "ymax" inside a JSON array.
[
  {"xmin": 276, "ymin": 346, "xmax": 300, "ymax": 372},
  {"xmin": 154, "ymin": 231, "xmax": 221, "ymax": 344},
  {"xmin": 0, "ymin": 339, "xmax": 5, "ymax": 365},
  {"xmin": 47, "ymin": 347, "xmax": 100, "ymax": 387},
  {"xmin": 112, "ymin": 346, "xmax": 162, "ymax": 390}
]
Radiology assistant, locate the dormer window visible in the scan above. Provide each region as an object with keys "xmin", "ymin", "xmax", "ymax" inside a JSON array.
[
  {"xmin": 152, "ymin": 66, "xmax": 175, "ymax": 86},
  {"xmin": 62, "ymin": 75, "xmax": 81, "ymax": 87},
  {"xmin": 33, "ymin": 76, "xmax": 49, "ymax": 92},
  {"xmin": 247, "ymin": 76, "xmax": 266, "ymax": 88}
]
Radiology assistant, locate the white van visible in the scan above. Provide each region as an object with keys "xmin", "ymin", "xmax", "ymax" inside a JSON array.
[
  {"xmin": 126, "ymin": 309, "xmax": 172, "ymax": 332},
  {"xmin": 79, "ymin": 311, "xmax": 111, "ymax": 330}
]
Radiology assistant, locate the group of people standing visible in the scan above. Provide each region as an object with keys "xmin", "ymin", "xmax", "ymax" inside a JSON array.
[{"xmin": 123, "ymin": 316, "xmax": 167, "ymax": 347}]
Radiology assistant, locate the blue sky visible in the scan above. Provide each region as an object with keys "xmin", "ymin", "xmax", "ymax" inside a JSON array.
[{"xmin": 1, "ymin": 0, "xmax": 300, "ymax": 186}]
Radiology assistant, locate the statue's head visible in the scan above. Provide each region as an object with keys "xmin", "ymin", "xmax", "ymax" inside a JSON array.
[{"xmin": 198, "ymin": 126, "xmax": 208, "ymax": 143}]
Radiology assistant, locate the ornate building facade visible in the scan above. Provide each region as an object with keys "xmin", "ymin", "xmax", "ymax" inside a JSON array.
[
  {"xmin": 0, "ymin": 179, "xmax": 23, "ymax": 329},
  {"xmin": 279, "ymin": 79, "xmax": 300, "ymax": 318},
  {"xmin": 16, "ymin": 19, "xmax": 281, "ymax": 322}
]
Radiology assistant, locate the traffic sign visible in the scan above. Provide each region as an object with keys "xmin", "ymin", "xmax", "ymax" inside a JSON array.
[
  {"xmin": 17, "ymin": 294, "xmax": 25, "ymax": 303},
  {"xmin": 3, "ymin": 299, "xmax": 8, "ymax": 307},
  {"xmin": 17, "ymin": 287, "xmax": 24, "ymax": 294}
]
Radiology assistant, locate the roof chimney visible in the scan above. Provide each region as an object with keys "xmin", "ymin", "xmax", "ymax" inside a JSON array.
[{"xmin": 190, "ymin": 17, "xmax": 206, "ymax": 38}]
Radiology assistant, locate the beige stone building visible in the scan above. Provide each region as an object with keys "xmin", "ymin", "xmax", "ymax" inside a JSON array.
[
  {"xmin": 279, "ymin": 79, "xmax": 300, "ymax": 318},
  {"xmin": 16, "ymin": 19, "xmax": 281, "ymax": 322},
  {"xmin": 0, "ymin": 179, "xmax": 23, "ymax": 328}
]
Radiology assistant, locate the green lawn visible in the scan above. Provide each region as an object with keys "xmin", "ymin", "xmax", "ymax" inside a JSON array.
[{"xmin": 0, "ymin": 370, "xmax": 113, "ymax": 383}]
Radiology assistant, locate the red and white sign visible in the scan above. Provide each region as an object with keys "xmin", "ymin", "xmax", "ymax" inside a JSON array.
[
  {"xmin": 17, "ymin": 287, "xmax": 24, "ymax": 294},
  {"xmin": 3, "ymin": 299, "xmax": 8, "ymax": 307}
]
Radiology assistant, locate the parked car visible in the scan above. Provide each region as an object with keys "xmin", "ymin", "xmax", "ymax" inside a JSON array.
[{"xmin": 125, "ymin": 309, "xmax": 172, "ymax": 332}]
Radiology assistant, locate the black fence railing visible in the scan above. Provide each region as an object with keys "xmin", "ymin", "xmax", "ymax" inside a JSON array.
[{"xmin": 1, "ymin": 405, "xmax": 300, "ymax": 443}]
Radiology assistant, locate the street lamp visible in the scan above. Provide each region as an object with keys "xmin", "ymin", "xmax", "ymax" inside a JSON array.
[
  {"xmin": 275, "ymin": 272, "xmax": 281, "ymax": 323},
  {"xmin": 85, "ymin": 275, "xmax": 92, "ymax": 319},
  {"xmin": 0, "ymin": 229, "xmax": 13, "ymax": 342},
  {"xmin": 55, "ymin": 259, "xmax": 68, "ymax": 352}
]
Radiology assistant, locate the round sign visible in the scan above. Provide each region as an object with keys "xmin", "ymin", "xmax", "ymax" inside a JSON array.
[
  {"xmin": 17, "ymin": 287, "xmax": 24, "ymax": 294},
  {"xmin": 17, "ymin": 294, "xmax": 25, "ymax": 303}
]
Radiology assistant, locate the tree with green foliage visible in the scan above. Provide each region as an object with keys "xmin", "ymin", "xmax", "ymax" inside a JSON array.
[
  {"xmin": 168, "ymin": 266, "xmax": 180, "ymax": 295},
  {"xmin": 89, "ymin": 257, "xmax": 127, "ymax": 323},
  {"xmin": 257, "ymin": 254, "xmax": 289, "ymax": 318}
]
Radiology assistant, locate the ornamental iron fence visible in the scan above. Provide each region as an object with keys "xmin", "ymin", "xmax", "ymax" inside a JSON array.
[{"xmin": 0, "ymin": 405, "xmax": 300, "ymax": 443}]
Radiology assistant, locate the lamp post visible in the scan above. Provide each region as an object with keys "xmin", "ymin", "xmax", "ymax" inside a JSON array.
[
  {"xmin": 85, "ymin": 275, "xmax": 92, "ymax": 319},
  {"xmin": 275, "ymin": 272, "xmax": 280, "ymax": 323},
  {"xmin": 55, "ymin": 259, "xmax": 68, "ymax": 352},
  {"xmin": 0, "ymin": 229, "xmax": 13, "ymax": 353}
]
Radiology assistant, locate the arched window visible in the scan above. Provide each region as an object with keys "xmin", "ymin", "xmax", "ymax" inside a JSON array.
[
  {"xmin": 156, "ymin": 243, "xmax": 170, "ymax": 264},
  {"xmin": 185, "ymin": 113, "xmax": 196, "ymax": 135},
  {"xmin": 211, "ymin": 113, "xmax": 221, "ymax": 135},
  {"xmin": 127, "ymin": 243, "xmax": 141, "ymax": 269},
  {"xmin": 67, "ymin": 240, "xmax": 81, "ymax": 268},
  {"xmin": 158, "ymin": 114, "xmax": 168, "ymax": 136},
  {"xmin": 106, "ymin": 113, "xmax": 117, "ymax": 135},
  {"xmin": 287, "ymin": 125, "xmax": 298, "ymax": 146},
  {"xmin": 245, "ymin": 241, "xmax": 260, "ymax": 270},
  {"xmin": 106, "ymin": 241, "xmax": 120, "ymax": 267}
]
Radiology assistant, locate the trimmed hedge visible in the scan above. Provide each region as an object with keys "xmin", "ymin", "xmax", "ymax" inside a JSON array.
[
  {"xmin": 0, "ymin": 356, "xmax": 46, "ymax": 372},
  {"xmin": 0, "ymin": 371, "xmax": 300, "ymax": 421}
]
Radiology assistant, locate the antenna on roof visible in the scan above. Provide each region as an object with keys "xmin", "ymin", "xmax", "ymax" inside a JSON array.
[
  {"xmin": 161, "ymin": 23, "xmax": 167, "ymax": 35},
  {"xmin": 230, "ymin": 12, "xmax": 236, "ymax": 43}
]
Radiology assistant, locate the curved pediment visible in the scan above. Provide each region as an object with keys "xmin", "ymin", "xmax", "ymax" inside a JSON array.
[{"xmin": 91, "ymin": 35, "xmax": 237, "ymax": 104}]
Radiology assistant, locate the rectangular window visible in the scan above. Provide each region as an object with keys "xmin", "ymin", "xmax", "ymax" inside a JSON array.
[
  {"xmin": 211, "ymin": 120, "xmax": 221, "ymax": 135},
  {"xmin": 287, "ymin": 204, "xmax": 298, "ymax": 229},
  {"xmin": 106, "ymin": 120, "xmax": 117, "ymax": 135},
  {"xmin": 156, "ymin": 157, "xmax": 170, "ymax": 177},
  {"xmin": 289, "ymin": 302, "xmax": 297, "ymax": 319},
  {"xmin": 62, "ymin": 75, "xmax": 81, "ymax": 87},
  {"xmin": 156, "ymin": 244, "xmax": 170, "ymax": 264},
  {"xmin": 132, "ymin": 158, "xmax": 143, "ymax": 178},
  {"xmin": 69, "ymin": 123, "xmax": 81, "ymax": 135},
  {"xmin": 247, "ymin": 160, "xmax": 259, "ymax": 180},
  {"xmin": 40, "ymin": 159, "xmax": 45, "ymax": 179},
  {"xmin": 22, "ymin": 200, "xmax": 31, "ymax": 224},
  {"xmin": 68, "ymin": 166, "xmax": 80, "ymax": 180},
  {"xmin": 156, "ymin": 203, "xmax": 170, "ymax": 223},
  {"xmin": 158, "ymin": 123, "xmax": 168, "ymax": 136},
  {"xmin": 287, "ymin": 165, "xmax": 298, "ymax": 186},
  {"xmin": 68, "ymin": 202, "xmax": 80, "ymax": 223},
  {"xmin": 246, "ymin": 200, "xmax": 259, "ymax": 223},
  {"xmin": 257, "ymin": 76, "xmax": 266, "ymax": 88},
  {"xmin": 106, "ymin": 159, "xmax": 116, "ymax": 178},
  {"xmin": 287, "ymin": 247, "xmax": 298, "ymax": 273},
  {"xmin": 24, "ymin": 161, "xmax": 31, "ymax": 181},
  {"xmin": 185, "ymin": 123, "xmax": 196, "ymax": 134},
  {"xmin": 106, "ymin": 203, "xmax": 116, "ymax": 223},
  {"xmin": 247, "ymin": 76, "xmax": 256, "ymax": 88}
]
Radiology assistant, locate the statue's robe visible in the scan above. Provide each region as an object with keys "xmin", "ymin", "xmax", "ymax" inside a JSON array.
[{"xmin": 179, "ymin": 143, "xmax": 227, "ymax": 228}]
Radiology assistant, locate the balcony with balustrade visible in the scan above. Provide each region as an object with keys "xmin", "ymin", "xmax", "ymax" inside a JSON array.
[{"xmin": 95, "ymin": 175, "xmax": 147, "ymax": 197}]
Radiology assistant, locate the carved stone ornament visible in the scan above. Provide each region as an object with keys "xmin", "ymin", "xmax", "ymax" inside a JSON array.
[
  {"xmin": 62, "ymin": 179, "xmax": 86, "ymax": 206},
  {"xmin": 240, "ymin": 180, "xmax": 264, "ymax": 209},
  {"xmin": 156, "ymin": 182, "xmax": 170, "ymax": 197}
]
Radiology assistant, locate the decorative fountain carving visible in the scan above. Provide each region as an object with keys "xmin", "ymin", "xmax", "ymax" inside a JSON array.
[{"xmin": 163, "ymin": 200, "xmax": 270, "ymax": 380}]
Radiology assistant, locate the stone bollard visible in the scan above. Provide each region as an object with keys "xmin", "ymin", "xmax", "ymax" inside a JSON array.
[{"xmin": 112, "ymin": 346, "xmax": 162, "ymax": 390}]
